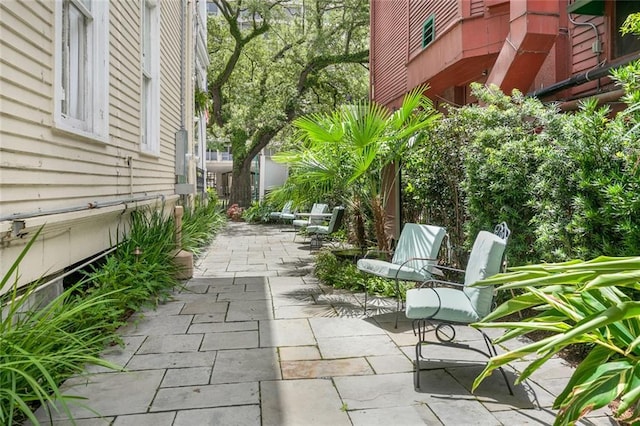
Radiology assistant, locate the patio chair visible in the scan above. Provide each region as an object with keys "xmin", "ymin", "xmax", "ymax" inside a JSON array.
[
  {"xmin": 306, "ymin": 206, "xmax": 345, "ymax": 250},
  {"xmin": 356, "ymin": 223, "xmax": 447, "ymax": 328},
  {"xmin": 405, "ymin": 223, "xmax": 512, "ymax": 393},
  {"xmin": 292, "ymin": 203, "xmax": 329, "ymax": 241},
  {"xmin": 269, "ymin": 201, "xmax": 295, "ymax": 225}
]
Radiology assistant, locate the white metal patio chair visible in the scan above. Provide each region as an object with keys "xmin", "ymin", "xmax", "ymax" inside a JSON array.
[
  {"xmin": 269, "ymin": 200, "xmax": 295, "ymax": 226},
  {"xmin": 292, "ymin": 203, "xmax": 329, "ymax": 241},
  {"xmin": 356, "ymin": 223, "xmax": 447, "ymax": 328},
  {"xmin": 306, "ymin": 206, "xmax": 345, "ymax": 250},
  {"xmin": 405, "ymin": 223, "xmax": 512, "ymax": 393}
]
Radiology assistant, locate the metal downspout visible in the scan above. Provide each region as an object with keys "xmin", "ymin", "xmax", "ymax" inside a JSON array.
[
  {"xmin": 0, "ymin": 194, "xmax": 167, "ymax": 223},
  {"xmin": 180, "ymin": 0, "xmax": 186, "ymax": 131},
  {"xmin": 528, "ymin": 53, "xmax": 640, "ymax": 99}
]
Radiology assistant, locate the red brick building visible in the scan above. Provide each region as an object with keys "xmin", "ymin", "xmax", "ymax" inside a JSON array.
[
  {"xmin": 370, "ymin": 0, "xmax": 640, "ymax": 111},
  {"xmin": 371, "ymin": 0, "xmax": 640, "ymax": 237}
]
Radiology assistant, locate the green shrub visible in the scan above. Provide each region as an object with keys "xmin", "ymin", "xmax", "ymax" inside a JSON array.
[
  {"xmin": 242, "ymin": 200, "xmax": 276, "ymax": 223},
  {"xmin": 402, "ymin": 82, "xmax": 640, "ymax": 266}
]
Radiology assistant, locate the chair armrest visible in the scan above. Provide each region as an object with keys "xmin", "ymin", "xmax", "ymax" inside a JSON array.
[
  {"xmin": 393, "ymin": 257, "xmax": 441, "ymax": 298},
  {"xmin": 418, "ymin": 277, "xmax": 493, "ymax": 290},
  {"xmin": 397, "ymin": 257, "xmax": 441, "ymax": 277}
]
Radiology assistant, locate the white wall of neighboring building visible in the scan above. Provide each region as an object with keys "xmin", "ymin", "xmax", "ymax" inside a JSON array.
[{"xmin": 259, "ymin": 148, "xmax": 288, "ymax": 201}]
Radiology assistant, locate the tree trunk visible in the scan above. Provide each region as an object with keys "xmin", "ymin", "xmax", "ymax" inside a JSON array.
[
  {"xmin": 229, "ymin": 156, "xmax": 253, "ymax": 207},
  {"xmin": 372, "ymin": 194, "xmax": 391, "ymax": 252}
]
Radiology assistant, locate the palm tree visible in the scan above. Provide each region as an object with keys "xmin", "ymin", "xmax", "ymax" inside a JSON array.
[{"xmin": 273, "ymin": 85, "xmax": 440, "ymax": 251}]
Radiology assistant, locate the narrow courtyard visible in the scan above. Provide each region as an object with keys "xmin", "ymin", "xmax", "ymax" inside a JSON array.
[{"xmin": 33, "ymin": 222, "xmax": 612, "ymax": 425}]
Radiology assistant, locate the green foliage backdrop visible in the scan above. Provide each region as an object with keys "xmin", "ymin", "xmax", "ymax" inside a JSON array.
[{"xmin": 402, "ymin": 82, "xmax": 640, "ymax": 267}]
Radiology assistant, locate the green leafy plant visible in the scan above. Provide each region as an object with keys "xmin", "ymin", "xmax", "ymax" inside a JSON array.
[
  {"xmin": 472, "ymin": 256, "xmax": 640, "ymax": 426},
  {"xmin": 274, "ymin": 84, "xmax": 441, "ymax": 251},
  {"xmin": 402, "ymin": 81, "xmax": 639, "ymax": 266},
  {"xmin": 194, "ymin": 87, "xmax": 210, "ymax": 116},
  {"xmin": 242, "ymin": 200, "xmax": 276, "ymax": 223},
  {"xmin": 0, "ymin": 228, "xmax": 120, "ymax": 425},
  {"xmin": 181, "ymin": 192, "xmax": 226, "ymax": 255}
]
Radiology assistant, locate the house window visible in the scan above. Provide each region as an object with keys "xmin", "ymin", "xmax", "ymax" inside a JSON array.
[
  {"xmin": 422, "ymin": 14, "xmax": 435, "ymax": 48},
  {"xmin": 614, "ymin": 1, "xmax": 640, "ymax": 59},
  {"xmin": 55, "ymin": 0, "xmax": 109, "ymax": 140},
  {"xmin": 141, "ymin": 0, "xmax": 160, "ymax": 154}
]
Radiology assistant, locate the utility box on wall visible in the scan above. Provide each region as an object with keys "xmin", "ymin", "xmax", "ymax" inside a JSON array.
[
  {"xmin": 175, "ymin": 129, "xmax": 188, "ymax": 177},
  {"xmin": 175, "ymin": 129, "xmax": 194, "ymax": 194}
]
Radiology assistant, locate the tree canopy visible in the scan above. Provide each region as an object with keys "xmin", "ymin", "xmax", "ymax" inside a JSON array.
[{"xmin": 207, "ymin": 0, "xmax": 370, "ymax": 206}]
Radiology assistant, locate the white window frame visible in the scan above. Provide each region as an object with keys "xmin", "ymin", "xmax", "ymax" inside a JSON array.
[
  {"xmin": 54, "ymin": 0, "xmax": 109, "ymax": 141},
  {"xmin": 141, "ymin": 0, "xmax": 160, "ymax": 154}
]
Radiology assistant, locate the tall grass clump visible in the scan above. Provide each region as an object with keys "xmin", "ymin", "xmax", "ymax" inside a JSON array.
[
  {"xmin": 77, "ymin": 205, "xmax": 180, "ymax": 324},
  {"xmin": 181, "ymin": 191, "xmax": 226, "ymax": 255},
  {"xmin": 0, "ymin": 229, "xmax": 120, "ymax": 425}
]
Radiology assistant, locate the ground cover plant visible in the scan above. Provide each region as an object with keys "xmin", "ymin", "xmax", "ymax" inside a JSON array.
[
  {"xmin": 242, "ymin": 200, "xmax": 277, "ymax": 223},
  {"xmin": 0, "ymin": 195, "xmax": 225, "ymax": 424}
]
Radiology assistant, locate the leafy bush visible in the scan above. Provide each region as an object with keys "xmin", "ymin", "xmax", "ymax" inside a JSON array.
[
  {"xmin": 242, "ymin": 200, "xmax": 276, "ymax": 223},
  {"xmin": 473, "ymin": 256, "xmax": 640, "ymax": 426},
  {"xmin": 402, "ymin": 82, "xmax": 640, "ymax": 266}
]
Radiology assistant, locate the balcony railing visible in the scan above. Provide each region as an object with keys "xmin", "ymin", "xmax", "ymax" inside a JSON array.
[{"xmin": 206, "ymin": 151, "xmax": 233, "ymax": 161}]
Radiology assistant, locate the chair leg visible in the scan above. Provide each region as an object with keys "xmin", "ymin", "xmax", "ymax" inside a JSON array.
[
  {"xmin": 415, "ymin": 340, "xmax": 422, "ymax": 389},
  {"xmin": 394, "ymin": 278, "xmax": 400, "ymax": 329},
  {"xmin": 412, "ymin": 319, "xmax": 430, "ymax": 390},
  {"xmin": 363, "ymin": 288, "xmax": 368, "ymax": 316},
  {"xmin": 411, "ymin": 320, "xmax": 513, "ymax": 395},
  {"xmin": 310, "ymin": 234, "xmax": 324, "ymax": 250}
]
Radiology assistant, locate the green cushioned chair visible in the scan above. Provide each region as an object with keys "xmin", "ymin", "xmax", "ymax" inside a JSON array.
[
  {"xmin": 306, "ymin": 206, "xmax": 345, "ymax": 250},
  {"xmin": 292, "ymin": 203, "xmax": 329, "ymax": 241},
  {"xmin": 269, "ymin": 201, "xmax": 295, "ymax": 226},
  {"xmin": 405, "ymin": 223, "xmax": 512, "ymax": 393},
  {"xmin": 357, "ymin": 223, "xmax": 447, "ymax": 328}
]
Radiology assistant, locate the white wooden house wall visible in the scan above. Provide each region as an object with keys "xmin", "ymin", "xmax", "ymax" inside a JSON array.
[{"xmin": 0, "ymin": 0, "xmax": 199, "ymax": 294}]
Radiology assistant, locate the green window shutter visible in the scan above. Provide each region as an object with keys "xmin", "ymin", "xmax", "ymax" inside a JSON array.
[{"xmin": 422, "ymin": 14, "xmax": 435, "ymax": 48}]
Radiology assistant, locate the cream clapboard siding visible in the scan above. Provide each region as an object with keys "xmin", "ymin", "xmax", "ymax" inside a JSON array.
[
  {"xmin": 159, "ymin": 0, "xmax": 185, "ymax": 181},
  {"xmin": 0, "ymin": 0, "xmax": 193, "ymax": 293}
]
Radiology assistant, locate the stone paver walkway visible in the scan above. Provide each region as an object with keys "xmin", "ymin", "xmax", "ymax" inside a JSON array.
[{"xmin": 34, "ymin": 222, "xmax": 615, "ymax": 425}]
